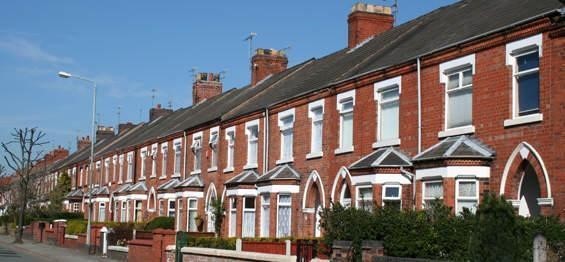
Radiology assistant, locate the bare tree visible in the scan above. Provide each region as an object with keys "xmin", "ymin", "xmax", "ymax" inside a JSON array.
[{"xmin": 1, "ymin": 128, "xmax": 47, "ymax": 243}]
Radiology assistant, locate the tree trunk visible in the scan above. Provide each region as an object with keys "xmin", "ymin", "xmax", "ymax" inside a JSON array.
[{"xmin": 14, "ymin": 187, "xmax": 26, "ymax": 244}]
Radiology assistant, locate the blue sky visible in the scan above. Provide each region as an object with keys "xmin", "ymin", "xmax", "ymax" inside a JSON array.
[{"xmin": 0, "ymin": 0, "xmax": 456, "ymax": 163}]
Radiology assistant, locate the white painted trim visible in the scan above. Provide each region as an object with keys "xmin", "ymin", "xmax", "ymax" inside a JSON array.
[
  {"xmin": 243, "ymin": 163, "xmax": 258, "ymax": 170},
  {"xmin": 336, "ymin": 89, "xmax": 356, "ymax": 108},
  {"xmin": 245, "ymin": 119, "xmax": 260, "ymax": 131},
  {"xmin": 275, "ymin": 158, "xmax": 294, "ymax": 165},
  {"xmin": 416, "ymin": 166, "xmax": 490, "ymax": 180},
  {"xmin": 504, "ymin": 113, "xmax": 543, "ymax": 127},
  {"xmin": 176, "ymin": 191, "xmax": 204, "ymax": 198},
  {"xmin": 108, "ymin": 246, "xmax": 129, "ymax": 253},
  {"xmin": 439, "ymin": 54, "xmax": 476, "ymax": 85},
  {"xmin": 334, "ymin": 147, "xmax": 354, "ymax": 155},
  {"xmin": 350, "ymin": 173, "xmax": 412, "ymax": 185},
  {"xmin": 306, "ymin": 152, "xmax": 323, "ymax": 159},
  {"xmin": 500, "ymin": 142, "xmax": 551, "ymax": 198},
  {"xmin": 505, "ymin": 34, "xmax": 542, "ymax": 66},
  {"xmin": 330, "ymin": 167, "xmax": 351, "ymax": 203},
  {"xmin": 257, "ymin": 185, "xmax": 300, "ymax": 194},
  {"xmin": 205, "ymin": 183, "xmax": 217, "ymax": 212},
  {"xmin": 372, "ymin": 138, "xmax": 401, "ymax": 149},
  {"xmin": 277, "ymin": 108, "xmax": 295, "ymax": 125},
  {"xmin": 173, "ymin": 137, "xmax": 183, "ymax": 145},
  {"xmin": 438, "ymin": 125, "xmax": 476, "ymax": 138},
  {"xmin": 355, "ymin": 185, "xmax": 373, "ymax": 209},
  {"xmin": 226, "ymin": 188, "xmax": 258, "ymax": 196},
  {"xmin": 537, "ymin": 198, "xmax": 554, "ymax": 206},
  {"xmin": 223, "ymin": 167, "xmax": 234, "ymax": 173},
  {"xmin": 157, "ymin": 193, "xmax": 177, "ymax": 199},
  {"xmin": 113, "ymin": 194, "xmax": 147, "ymax": 201},
  {"xmin": 302, "ymin": 171, "xmax": 326, "ymax": 210},
  {"xmin": 180, "ymin": 247, "xmax": 296, "ymax": 262},
  {"xmin": 308, "ymin": 99, "xmax": 324, "ymax": 114},
  {"xmin": 455, "ymin": 179, "xmax": 479, "ymax": 215},
  {"xmin": 147, "ymin": 187, "xmax": 157, "ymax": 212},
  {"xmin": 382, "ymin": 184, "xmax": 402, "ymax": 209},
  {"xmin": 276, "ymin": 194, "xmax": 292, "ymax": 238}
]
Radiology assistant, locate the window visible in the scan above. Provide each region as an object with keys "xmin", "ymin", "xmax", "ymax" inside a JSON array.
[
  {"xmin": 209, "ymin": 129, "xmax": 219, "ymax": 170},
  {"xmin": 225, "ymin": 128, "xmax": 235, "ymax": 171},
  {"xmin": 377, "ymin": 83, "xmax": 400, "ymax": 142},
  {"xmin": 104, "ymin": 159, "xmax": 110, "ymax": 184},
  {"xmin": 73, "ymin": 202, "xmax": 80, "ymax": 213},
  {"xmin": 174, "ymin": 142, "xmax": 182, "ymax": 175},
  {"xmin": 446, "ymin": 68, "xmax": 473, "ymax": 129},
  {"xmin": 187, "ymin": 199, "xmax": 198, "ymax": 232},
  {"xmin": 191, "ymin": 135, "xmax": 202, "ymax": 173},
  {"xmin": 140, "ymin": 149, "xmax": 147, "ymax": 179},
  {"xmin": 177, "ymin": 199, "xmax": 183, "ymax": 230},
  {"xmin": 113, "ymin": 201, "xmax": 119, "ymax": 221},
  {"xmin": 505, "ymin": 34, "xmax": 543, "ymax": 126},
  {"xmin": 308, "ymin": 104, "xmax": 324, "ymax": 157},
  {"xmin": 168, "ymin": 199, "xmax": 176, "ymax": 218},
  {"xmin": 79, "ymin": 168, "xmax": 83, "ymax": 186},
  {"xmin": 260, "ymin": 194, "xmax": 270, "ymax": 237},
  {"xmin": 340, "ymin": 185, "xmax": 352, "ymax": 208},
  {"xmin": 126, "ymin": 153, "xmax": 133, "ymax": 182},
  {"xmin": 456, "ymin": 180, "xmax": 478, "ymax": 214},
  {"xmin": 229, "ymin": 198, "xmax": 237, "ymax": 237},
  {"xmin": 206, "ymin": 197, "xmax": 216, "ymax": 233},
  {"xmin": 161, "ymin": 146, "xmax": 168, "ymax": 178},
  {"xmin": 382, "ymin": 185, "xmax": 401, "ymax": 210},
  {"xmin": 151, "ymin": 145, "xmax": 158, "ymax": 178},
  {"xmin": 98, "ymin": 203, "xmax": 106, "ymax": 222},
  {"xmin": 112, "ymin": 156, "xmax": 117, "ymax": 182},
  {"xmin": 336, "ymin": 91, "xmax": 355, "ymax": 154},
  {"xmin": 121, "ymin": 201, "xmax": 127, "ymax": 222},
  {"xmin": 423, "ymin": 181, "xmax": 443, "ymax": 209},
  {"xmin": 119, "ymin": 155, "xmax": 124, "ymax": 183},
  {"xmin": 242, "ymin": 197, "xmax": 256, "ymax": 237},
  {"xmin": 158, "ymin": 200, "xmax": 164, "ymax": 216},
  {"xmin": 134, "ymin": 200, "xmax": 143, "ymax": 223},
  {"xmin": 278, "ymin": 112, "xmax": 294, "ymax": 163},
  {"xmin": 277, "ymin": 194, "xmax": 291, "ymax": 238},
  {"xmin": 356, "ymin": 186, "xmax": 373, "ymax": 211},
  {"xmin": 246, "ymin": 122, "xmax": 259, "ymax": 168}
]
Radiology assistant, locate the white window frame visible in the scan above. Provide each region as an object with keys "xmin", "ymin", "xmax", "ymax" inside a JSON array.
[
  {"xmin": 158, "ymin": 199, "xmax": 164, "ymax": 216},
  {"xmin": 455, "ymin": 179, "xmax": 479, "ymax": 215},
  {"xmin": 242, "ymin": 196, "xmax": 256, "ymax": 238},
  {"xmin": 307, "ymin": 99, "xmax": 324, "ymax": 159},
  {"xmin": 277, "ymin": 109, "xmax": 295, "ymax": 164},
  {"xmin": 173, "ymin": 139, "xmax": 183, "ymax": 177},
  {"xmin": 340, "ymin": 185, "xmax": 352, "ymax": 208},
  {"xmin": 208, "ymin": 127, "xmax": 219, "ymax": 172},
  {"xmin": 229, "ymin": 197, "xmax": 237, "ymax": 237},
  {"xmin": 187, "ymin": 198, "xmax": 198, "ymax": 232},
  {"xmin": 176, "ymin": 198, "xmax": 183, "ymax": 230},
  {"xmin": 260, "ymin": 194, "xmax": 270, "ymax": 237},
  {"xmin": 104, "ymin": 159, "xmax": 110, "ymax": 184},
  {"xmin": 126, "ymin": 152, "xmax": 134, "ymax": 182},
  {"xmin": 168, "ymin": 199, "xmax": 176, "ymax": 218},
  {"xmin": 504, "ymin": 34, "xmax": 543, "ymax": 127},
  {"xmin": 422, "ymin": 180, "xmax": 444, "ymax": 209},
  {"xmin": 335, "ymin": 90, "xmax": 355, "ymax": 154},
  {"xmin": 79, "ymin": 167, "xmax": 84, "ymax": 186},
  {"xmin": 140, "ymin": 148, "xmax": 147, "ymax": 180},
  {"xmin": 134, "ymin": 200, "xmax": 143, "ymax": 223},
  {"xmin": 276, "ymin": 194, "xmax": 292, "ymax": 238},
  {"xmin": 382, "ymin": 184, "xmax": 402, "ymax": 210},
  {"xmin": 373, "ymin": 76, "xmax": 402, "ymax": 148},
  {"xmin": 244, "ymin": 120, "xmax": 260, "ymax": 169},
  {"xmin": 120, "ymin": 201, "xmax": 127, "ymax": 222},
  {"xmin": 160, "ymin": 144, "xmax": 168, "ymax": 179},
  {"xmin": 191, "ymin": 133, "xmax": 202, "ymax": 175},
  {"xmin": 112, "ymin": 156, "xmax": 117, "ymax": 182},
  {"xmin": 438, "ymin": 54, "xmax": 476, "ymax": 138},
  {"xmin": 150, "ymin": 144, "xmax": 158, "ymax": 178},
  {"xmin": 113, "ymin": 201, "xmax": 119, "ymax": 221},
  {"xmin": 223, "ymin": 127, "xmax": 236, "ymax": 173},
  {"xmin": 355, "ymin": 185, "xmax": 373, "ymax": 211},
  {"xmin": 98, "ymin": 202, "xmax": 106, "ymax": 222},
  {"xmin": 73, "ymin": 202, "xmax": 80, "ymax": 213}
]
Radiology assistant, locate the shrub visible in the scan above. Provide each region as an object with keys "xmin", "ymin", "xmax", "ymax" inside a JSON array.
[
  {"xmin": 66, "ymin": 219, "xmax": 87, "ymax": 235},
  {"xmin": 107, "ymin": 223, "xmax": 135, "ymax": 246},
  {"xmin": 144, "ymin": 216, "xmax": 174, "ymax": 231},
  {"xmin": 188, "ymin": 237, "xmax": 236, "ymax": 250}
]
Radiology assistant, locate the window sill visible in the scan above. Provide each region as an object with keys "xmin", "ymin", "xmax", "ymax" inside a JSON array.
[
  {"xmin": 159, "ymin": 175, "xmax": 167, "ymax": 180},
  {"xmin": 118, "ymin": 181, "xmax": 123, "ymax": 184},
  {"xmin": 139, "ymin": 177, "xmax": 146, "ymax": 181},
  {"xmin": 207, "ymin": 167, "xmax": 218, "ymax": 173},
  {"xmin": 223, "ymin": 167, "xmax": 234, "ymax": 173},
  {"xmin": 149, "ymin": 175, "xmax": 156, "ymax": 178},
  {"xmin": 243, "ymin": 163, "xmax": 258, "ymax": 170},
  {"xmin": 334, "ymin": 147, "xmax": 354, "ymax": 155},
  {"xmin": 438, "ymin": 125, "xmax": 475, "ymax": 138},
  {"xmin": 276, "ymin": 158, "xmax": 294, "ymax": 165},
  {"xmin": 125, "ymin": 179, "xmax": 132, "ymax": 184},
  {"xmin": 171, "ymin": 174, "xmax": 181, "ymax": 178},
  {"xmin": 306, "ymin": 152, "xmax": 323, "ymax": 160},
  {"xmin": 504, "ymin": 113, "xmax": 543, "ymax": 127},
  {"xmin": 537, "ymin": 197, "xmax": 553, "ymax": 206},
  {"xmin": 372, "ymin": 138, "xmax": 401, "ymax": 149}
]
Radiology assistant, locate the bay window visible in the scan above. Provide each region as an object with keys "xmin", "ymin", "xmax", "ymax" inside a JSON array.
[
  {"xmin": 356, "ymin": 186, "xmax": 373, "ymax": 211},
  {"xmin": 456, "ymin": 180, "xmax": 478, "ymax": 214},
  {"xmin": 188, "ymin": 199, "xmax": 198, "ymax": 232},
  {"xmin": 423, "ymin": 181, "xmax": 443, "ymax": 209},
  {"xmin": 168, "ymin": 199, "xmax": 176, "ymax": 218},
  {"xmin": 229, "ymin": 198, "xmax": 237, "ymax": 237},
  {"xmin": 277, "ymin": 194, "xmax": 291, "ymax": 238},
  {"xmin": 242, "ymin": 197, "xmax": 256, "ymax": 237},
  {"xmin": 134, "ymin": 200, "xmax": 143, "ymax": 223},
  {"xmin": 260, "ymin": 194, "xmax": 270, "ymax": 237},
  {"xmin": 177, "ymin": 199, "xmax": 183, "ymax": 230},
  {"xmin": 121, "ymin": 201, "xmax": 127, "ymax": 222},
  {"xmin": 382, "ymin": 185, "xmax": 401, "ymax": 210}
]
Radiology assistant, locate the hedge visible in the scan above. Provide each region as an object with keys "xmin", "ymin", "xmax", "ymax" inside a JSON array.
[
  {"xmin": 187, "ymin": 237, "xmax": 237, "ymax": 250},
  {"xmin": 320, "ymin": 194, "xmax": 565, "ymax": 261},
  {"xmin": 144, "ymin": 216, "xmax": 174, "ymax": 231},
  {"xmin": 66, "ymin": 219, "xmax": 87, "ymax": 235}
]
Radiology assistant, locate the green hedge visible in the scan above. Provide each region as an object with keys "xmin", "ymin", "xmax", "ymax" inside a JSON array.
[
  {"xmin": 320, "ymin": 194, "xmax": 565, "ymax": 260},
  {"xmin": 188, "ymin": 237, "xmax": 237, "ymax": 250},
  {"xmin": 66, "ymin": 219, "xmax": 87, "ymax": 235},
  {"xmin": 144, "ymin": 216, "xmax": 174, "ymax": 231}
]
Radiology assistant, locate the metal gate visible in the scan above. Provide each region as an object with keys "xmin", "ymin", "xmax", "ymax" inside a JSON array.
[
  {"xmin": 175, "ymin": 231, "xmax": 189, "ymax": 262},
  {"xmin": 296, "ymin": 239, "xmax": 318, "ymax": 262}
]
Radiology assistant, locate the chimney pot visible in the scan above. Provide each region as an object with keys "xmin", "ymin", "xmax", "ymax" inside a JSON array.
[
  {"xmin": 192, "ymin": 72, "xmax": 223, "ymax": 105},
  {"xmin": 251, "ymin": 48, "xmax": 288, "ymax": 86},
  {"xmin": 348, "ymin": 3, "xmax": 394, "ymax": 48}
]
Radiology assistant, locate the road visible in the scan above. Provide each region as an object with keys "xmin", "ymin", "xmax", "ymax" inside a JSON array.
[{"xmin": 0, "ymin": 242, "xmax": 49, "ymax": 262}]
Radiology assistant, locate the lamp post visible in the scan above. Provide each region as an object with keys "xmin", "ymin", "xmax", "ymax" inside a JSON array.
[{"xmin": 58, "ymin": 71, "xmax": 96, "ymax": 247}]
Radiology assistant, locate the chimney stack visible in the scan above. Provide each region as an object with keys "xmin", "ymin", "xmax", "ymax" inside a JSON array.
[
  {"xmin": 96, "ymin": 125, "xmax": 115, "ymax": 141},
  {"xmin": 192, "ymin": 72, "xmax": 222, "ymax": 105},
  {"xmin": 149, "ymin": 103, "xmax": 173, "ymax": 122},
  {"xmin": 251, "ymin": 48, "xmax": 288, "ymax": 86},
  {"xmin": 118, "ymin": 122, "xmax": 137, "ymax": 135},
  {"xmin": 348, "ymin": 3, "xmax": 394, "ymax": 48},
  {"xmin": 77, "ymin": 136, "xmax": 91, "ymax": 151}
]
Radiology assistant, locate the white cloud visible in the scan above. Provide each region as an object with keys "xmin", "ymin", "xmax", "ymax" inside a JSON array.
[{"xmin": 0, "ymin": 36, "xmax": 73, "ymax": 64}]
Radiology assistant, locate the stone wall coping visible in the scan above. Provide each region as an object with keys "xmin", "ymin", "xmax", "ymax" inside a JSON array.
[
  {"xmin": 53, "ymin": 219, "xmax": 67, "ymax": 223},
  {"xmin": 128, "ymin": 239, "xmax": 153, "ymax": 247},
  {"xmin": 166, "ymin": 245, "xmax": 176, "ymax": 251},
  {"xmin": 64, "ymin": 234, "xmax": 79, "ymax": 239},
  {"xmin": 181, "ymin": 247, "xmax": 297, "ymax": 262},
  {"xmin": 108, "ymin": 245, "xmax": 129, "ymax": 252}
]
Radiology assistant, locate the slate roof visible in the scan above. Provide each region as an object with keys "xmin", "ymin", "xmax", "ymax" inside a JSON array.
[
  {"xmin": 157, "ymin": 178, "xmax": 180, "ymax": 191},
  {"xmin": 256, "ymin": 164, "xmax": 300, "ymax": 182},
  {"xmin": 413, "ymin": 135, "xmax": 495, "ymax": 162},
  {"xmin": 127, "ymin": 181, "xmax": 148, "ymax": 193},
  {"xmin": 65, "ymin": 189, "xmax": 83, "ymax": 198},
  {"xmin": 349, "ymin": 147, "xmax": 412, "ymax": 170},
  {"xmin": 224, "ymin": 170, "xmax": 259, "ymax": 186},
  {"xmin": 175, "ymin": 175, "xmax": 204, "ymax": 188},
  {"xmin": 115, "ymin": 183, "xmax": 133, "ymax": 194}
]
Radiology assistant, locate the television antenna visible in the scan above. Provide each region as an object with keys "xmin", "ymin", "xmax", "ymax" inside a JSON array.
[{"xmin": 243, "ymin": 32, "xmax": 257, "ymax": 75}]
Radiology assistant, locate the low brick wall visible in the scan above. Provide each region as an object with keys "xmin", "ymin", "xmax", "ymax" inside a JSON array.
[
  {"xmin": 108, "ymin": 245, "xmax": 128, "ymax": 261},
  {"xmin": 242, "ymin": 241, "xmax": 297, "ymax": 255},
  {"xmin": 62, "ymin": 234, "xmax": 87, "ymax": 251},
  {"xmin": 180, "ymin": 247, "xmax": 296, "ymax": 262},
  {"xmin": 331, "ymin": 240, "xmax": 384, "ymax": 262},
  {"xmin": 128, "ymin": 239, "xmax": 153, "ymax": 262}
]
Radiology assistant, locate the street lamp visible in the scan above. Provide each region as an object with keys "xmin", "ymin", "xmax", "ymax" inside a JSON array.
[{"xmin": 58, "ymin": 71, "xmax": 96, "ymax": 248}]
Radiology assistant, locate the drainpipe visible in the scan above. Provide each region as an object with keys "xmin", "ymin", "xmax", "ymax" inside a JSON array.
[
  {"xmin": 263, "ymin": 108, "xmax": 269, "ymax": 174},
  {"xmin": 417, "ymin": 57, "xmax": 422, "ymax": 154},
  {"xmin": 183, "ymin": 131, "xmax": 188, "ymax": 180}
]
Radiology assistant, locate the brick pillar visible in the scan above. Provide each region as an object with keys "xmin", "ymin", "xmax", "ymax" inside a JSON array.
[
  {"xmin": 90, "ymin": 224, "xmax": 103, "ymax": 252},
  {"xmin": 152, "ymin": 229, "xmax": 176, "ymax": 262},
  {"xmin": 53, "ymin": 219, "xmax": 67, "ymax": 246}
]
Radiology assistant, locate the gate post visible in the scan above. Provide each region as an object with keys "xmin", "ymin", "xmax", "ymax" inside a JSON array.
[{"xmin": 100, "ymin": 226, "xmax": 109, "ymax": 258}]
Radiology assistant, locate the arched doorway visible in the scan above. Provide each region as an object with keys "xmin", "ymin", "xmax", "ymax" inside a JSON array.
[
  {"xmin": 518, "ymin": 162, "xmax": 541, "ymax": 217},
  {"xmin": 303, "ymin": 171, "xmax": 326, "ymax": 237},
  {"xmin": 205, "ymin": 184, "xmax": 217, "ymax": 233}
]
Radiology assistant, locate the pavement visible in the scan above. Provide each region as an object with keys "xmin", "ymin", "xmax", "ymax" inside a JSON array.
[{"xmin": 0, "ymin": 234, "xmax": 116, "ymax": 262}]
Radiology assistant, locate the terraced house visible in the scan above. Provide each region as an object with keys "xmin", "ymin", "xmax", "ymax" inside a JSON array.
[{"xmin": 37, "ymin": 0, "xmax": 564, "ymax": 239}]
